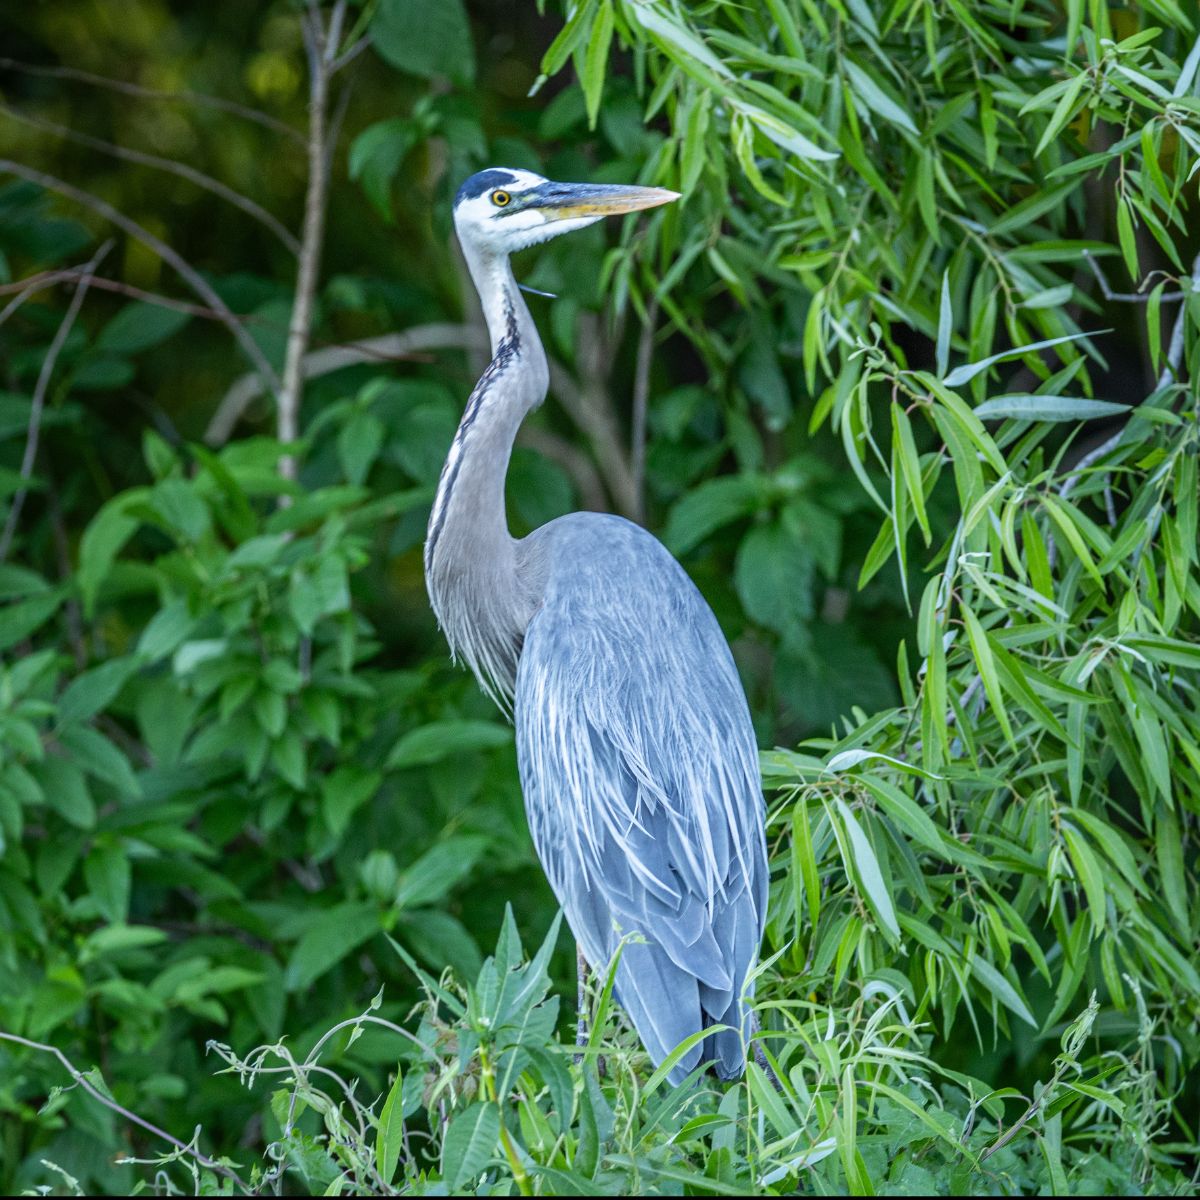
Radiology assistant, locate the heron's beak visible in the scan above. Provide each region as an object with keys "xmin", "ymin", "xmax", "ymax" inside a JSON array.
[{"xmin": 532, "ymin": 181, "xmax": 680, "ymax": 221}]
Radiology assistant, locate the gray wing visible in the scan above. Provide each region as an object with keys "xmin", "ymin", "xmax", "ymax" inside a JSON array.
[{"xmin": 515, "ymin": 514, "xmax": 768, "ymax": 1084}]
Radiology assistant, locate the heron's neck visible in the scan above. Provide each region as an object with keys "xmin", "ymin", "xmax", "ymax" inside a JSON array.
[{"xmin": 424, "ymin": 245, "xmax": 548, "ymax": 706}]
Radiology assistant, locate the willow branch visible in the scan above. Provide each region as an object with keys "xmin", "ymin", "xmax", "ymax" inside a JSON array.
[
  {"xmin": 0, "ymin": 56, "xmax": 303, "ymax": 144},
  {"xmin": 0, "ymin": 160, "xmax": 281, "ymax": 399},
  {"xmin": 0, "ymin": 1030, "xmax": 250, "ymax": 1193},
  {"xmin": 0, "ymin": 103, "xmax": 300, "ymax": 255},
  {"xmin": 0, "ymin": 241, "xmax": 112, "ymax": 563}
]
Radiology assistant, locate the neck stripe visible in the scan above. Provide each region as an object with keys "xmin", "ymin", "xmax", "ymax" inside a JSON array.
[{"xmin": 424, "ymin": 293, "xmax": 521, "ymax": 571}]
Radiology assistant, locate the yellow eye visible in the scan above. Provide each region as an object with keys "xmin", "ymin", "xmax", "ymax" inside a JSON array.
[{"xmin": 491, "ymin": 189, "xmax": 511, "ymax": 207}]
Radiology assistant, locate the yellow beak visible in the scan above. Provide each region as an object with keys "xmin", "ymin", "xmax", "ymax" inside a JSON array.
[{"xmin": 533, "ymin": 182, "xmax": 681, "ymax": 220}]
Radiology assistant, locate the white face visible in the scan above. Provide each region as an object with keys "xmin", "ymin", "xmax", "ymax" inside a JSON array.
[
  {"xmin": 453, "ymin": 169, "xmax": 601, "ymax": 256},
  {"xmin": 452, "ymin": 168, "xmax": 680, "ymax": 257}
]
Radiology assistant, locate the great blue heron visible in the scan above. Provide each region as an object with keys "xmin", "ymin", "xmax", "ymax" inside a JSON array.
[{"xmin": 425, "ymin": 168, "xmax": 768, "ymax": 1084}]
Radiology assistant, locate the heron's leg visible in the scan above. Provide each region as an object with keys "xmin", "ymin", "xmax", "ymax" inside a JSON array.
[
  {"xmin": 748, "ymin": 1010, "xmax": 782, "ymax": 1091},
  {"xmin": 575, "ymin": 945, "xmax": 607, "ymax": 1077},
  {"xmin": 575, "ymin": 943, "xmax": 590, "ymax": 1058}
]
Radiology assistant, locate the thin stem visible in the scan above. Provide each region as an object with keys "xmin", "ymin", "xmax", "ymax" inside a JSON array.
[
  {"xmin": 0, "ymin": 56, "xmax": 303, "ymax": 144},
  {"xmin": 0, "ymin": 240, "xmax": 112, "ymax": 563},
  {"xmin": 478, "ymin": 1044, "xmax": 533, "ymax": 1197},
  {"xmin": 630, "ymin": 296, "xmax": 660, "ymax": 524},
  {"xmin": 0, "ymin": 160, "xmax": 281, "ymax": 399},
  {"xmin": 0, "ymin": 1030, "xmax": 250, "ymax": 1193},
  {"xmin": 0, "ymin": 104, "xmax": 300, "ymax": 255}
]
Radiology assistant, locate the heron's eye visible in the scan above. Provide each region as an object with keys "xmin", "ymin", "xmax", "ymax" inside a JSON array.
[{"xmin": 491, "ymin": 189, "xmax": 511, "ymax": 208}]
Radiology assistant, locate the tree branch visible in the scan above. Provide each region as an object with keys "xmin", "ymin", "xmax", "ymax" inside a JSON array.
[
  {"xmin": 0, "ymin": 56, "xmax": 303, "ymax": 144},
  {"xmin": 278, "ymin": 0, "xmax": 344, "ymax": 487},
  {"xmin": 0, "ymin": 1029, "xmax": 250, "ymax": 1193},
  {"xmin": 0, "ymin": 241, "xmax": 112, "ymax": 563},
  {"xmin": 0, "ymin": 160, "xmax": 282, "ymax": 399},
  {"xmin": 205, "ymin": 324, "xmax": 482, "ymax": 445},
  {"xmin": 0, "ymin": 103, "xmax": 300, "ymax": 255}
]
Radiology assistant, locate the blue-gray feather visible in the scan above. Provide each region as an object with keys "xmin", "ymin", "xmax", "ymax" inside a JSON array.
[{"xmin": 515, "ymin": 513, "xmax": 768, "ymax": 1084}]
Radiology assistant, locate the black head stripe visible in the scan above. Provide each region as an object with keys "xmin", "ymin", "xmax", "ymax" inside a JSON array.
[{"xmin": 454, "ymin": 169, "xmax": 520, "ymax": 207}]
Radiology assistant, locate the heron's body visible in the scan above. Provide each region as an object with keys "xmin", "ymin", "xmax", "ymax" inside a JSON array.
[{"xmin": 425, "ymin": 168, "xmax": 768, "ymax": 1083}]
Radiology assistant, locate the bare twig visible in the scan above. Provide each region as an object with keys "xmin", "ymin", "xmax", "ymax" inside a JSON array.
[
  {"xmin": 0, "ymin": 104, "xmax": 300, "ymax": 255},
  {"xmin": 0, "ymin": 270, "xmax": 433, "ymax": 373},
  {"xmin": 206, "ymin": 324, "xmax": 485, "ymax": 444},
  {"xmin": 332, "ymin": 34, "xmax": 372, "ymax": 74},
  {"xmin": 0, "ymin": 160, "xmax": 282, "ymax": 399},
  {"xmin": 0, "ymin": 263, "xmax": 89, "ymax": 329},
  {"xmin": 0, "ymin": 1029, "xmax": 250, "ymax": 1192},
  {"xmin": 0, "ymin": 241, "xmax": 112, "ymax": 563},
  {"xmin": 0, "ymin": 56, "xmax": 303, "ymax": 144},
  {"xmin": 278, "ymin": 1, "xmax": 345, "ymax": 487},
  {"xmin": 630, "ymin": 297, "xmax": 660, "ymax": 524},
  {"xmin": 1082, "ymin": 250, "xmax": 1184, "ymax": 303}
]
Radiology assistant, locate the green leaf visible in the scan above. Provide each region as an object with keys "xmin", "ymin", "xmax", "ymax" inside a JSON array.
[
  {"xmin": 386, "ymin": 720, "xmax": 511, "ymax": 769},
  {"xmin": 394, "ymin": 836, "xmax": 487, "ymax": 910},
  {"xmin": 96, "ymin": 302, "xmax": 190, "ymax": 354},
  {"xmin": 891, "ymin": 405, "xmax": 930, "ymax": 544},
  {"xmin": 734, "ymin": 522, "xmax": 814, "ymax": 637},
  {"xmin": 935, "ymin": 270, "xmax": 952, "ymax": 378},
  {"xmin": 1061, "ymin": 823, "xmax": 1106, "ymax": 937},
  {"xmin": 371, "ymin": 0, "xmax": 475, "ymax": 85},
  {"xmin": 582, "ymin": 0, "xmax": 614, "ymax": 130},
  {"xmin": 1116, "ymin": 197, "xmax": 1139, "ymax": 281},
  {"xmin": 441, "ymin": 1101, "xmax": 500, "ymax": 1191},
  {"xmin": 834, "ymin": 798, "xmax": 899, "ymax": 940},
  {"xmin": 38, "ymin": 757, "xmax": 95, "ymax": 828},
  {"xmin": 663, "ymin": 474, "xmax": 768, "ymax": 555},
  {"xmin": 348, "ymin": 118, "xmax": 419, "ymax": 223},
  {"xmin": 284, "ymin": 902, "xmax": 378, "ymax": 991},
  {"xmin": 137, "ymin": 597, "xmax": 197, "ymax": 661},
  {"xmin": 973, "ymin": 395, "xmax": 1129, "ymax": 422},
  {"xmin": 943, "ymin": 330, "xmax": 1106, "ymax": 387},
  {"xmin": 58, "ymin": 725, "xmax": 141, "ymax": 799},
  {"xmin": 844, "ymin": 58, "xmax": 918, "ymax": 134},
  {"xmin": 1156, "ymin": 804, "xmax": 1189, "ymax": 933},
  {"xmin": 338, "ymin": 411, "xmax": 384, "ymax": 486},
  {"xmin": 0, "ymin": 590, "xmax": 65, "ymax": 652},
  {"xmin": 375, "ymin": 1069, "xmax": 405, "ymax": 1185},
  {"xmin": 1034, "ymin": 73, "xmax": 1085, "ymax": 156},
  {"xmin": 57, "ymin": 657, "xmax": 140, "ymax": 727},
  {"xmin": 83, "ymin": 841, "xmax": 131, "ymax": 924},
  {"xmin": 961, "ymin": 605, "xmax": 1013, "ymax": 743},
  {"xmin": 969, "ymin": 954, "xmax": 1037, "ymax": 1027},
  {"xmin": 321, "ymin": 766, "xmax": 381, "ymax": 837}
]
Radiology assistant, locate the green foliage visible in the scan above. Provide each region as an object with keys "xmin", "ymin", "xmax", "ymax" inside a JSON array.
[{"xmin": 1, "ymin": 0, "xmax": 1199, "ymax": 1194}]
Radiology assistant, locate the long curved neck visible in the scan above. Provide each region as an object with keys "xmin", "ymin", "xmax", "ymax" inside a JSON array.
[{"xmin": 424, "ymin": 242, "xmax": 548, "ymax": 707}]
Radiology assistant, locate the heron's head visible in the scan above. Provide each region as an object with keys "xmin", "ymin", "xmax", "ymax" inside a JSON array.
[{"xmin": 453, "ymin": 168, "xmax": 678, "ymax": 256}]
